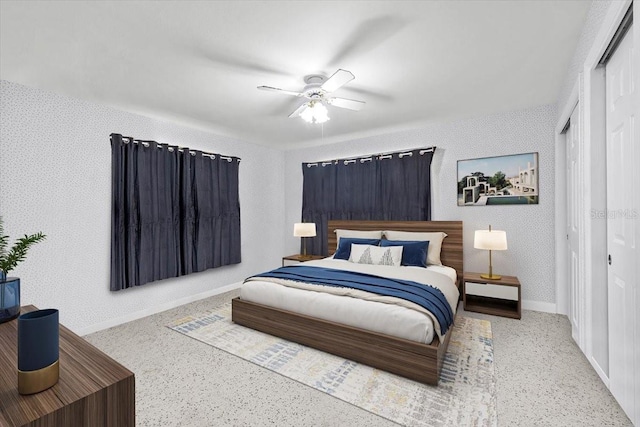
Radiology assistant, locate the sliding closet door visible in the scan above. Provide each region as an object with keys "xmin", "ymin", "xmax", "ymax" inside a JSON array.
[
  {"xmin": 605, "ymin": 24, "xmax": 636, "ymax": 422},
  {"xmin": 566, "ymin": 105, "xmax": 584, "ymax": 351}
]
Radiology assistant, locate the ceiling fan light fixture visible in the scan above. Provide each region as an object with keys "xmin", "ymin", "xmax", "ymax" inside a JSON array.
[
  {"xmin": 312, "ymin": 102, "xmax": 330, "ymax": 124},
  {"xmin": 300, "ymin": 101, "xmax": 330, "ymax": 124},
  {"xmin": 300, "ymin": 107, "xmax": 314, "ymax": 123},
  {"xmin": 261, "ymin": 69, "xmax": 361, "ymax": 124}
]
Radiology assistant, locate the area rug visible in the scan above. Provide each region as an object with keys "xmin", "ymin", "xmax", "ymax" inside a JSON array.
[{"xmin": 167, "ymin": 303, "xmax": 497, "ymax": 427}]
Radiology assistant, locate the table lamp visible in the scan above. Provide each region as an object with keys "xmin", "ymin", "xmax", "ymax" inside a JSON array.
[
  {"xmin": 474, "ymin": 225, "xmax": 508, "ymax": 280},
  {"xmin": 294, "ymin": 223, "xmax": 316, "ymax": 259}
]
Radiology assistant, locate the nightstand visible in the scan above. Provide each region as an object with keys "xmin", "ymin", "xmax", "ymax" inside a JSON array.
[
  {"xmin": 463, "ymin": 272, "xmax": 521, "ymax": 319},
  {"xmin": 282, "ymin": 254, "xmax": 325, "ymax": 267}
]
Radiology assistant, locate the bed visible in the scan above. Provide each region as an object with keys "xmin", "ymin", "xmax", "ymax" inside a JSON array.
[{"xmin": 232, "ymin": 220, "xmax": 464, "ymax": 385}]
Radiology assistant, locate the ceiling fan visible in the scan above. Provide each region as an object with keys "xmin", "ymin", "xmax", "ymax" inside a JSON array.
[{"xmin": 258, "ymin": 69, "xmax": 365, "ymax": 123}]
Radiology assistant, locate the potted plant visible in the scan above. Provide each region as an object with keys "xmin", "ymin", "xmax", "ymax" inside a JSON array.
[{"xmin": 0, "ymin": 217, "xmax": 46, "ymax": 323}]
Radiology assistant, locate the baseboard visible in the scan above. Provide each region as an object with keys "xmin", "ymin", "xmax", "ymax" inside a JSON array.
[
  {"xmin": 522, "ymin": 299, "xmax": 557, "ymax": 314},
  {"xmin": 76, "ymin": 281, "xmax": 244, "ymax": 336},
  {"xmin": 590, "ymin": 356, "xmax": 609, "ymax": 388}
]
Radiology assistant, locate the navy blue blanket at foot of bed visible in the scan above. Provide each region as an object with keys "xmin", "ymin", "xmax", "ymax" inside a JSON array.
[{"xmin": 249, "ymin": 265, "xmax": 454, "ymax": 335}]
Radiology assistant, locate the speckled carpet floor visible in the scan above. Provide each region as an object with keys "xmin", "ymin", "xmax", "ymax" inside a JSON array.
[
  {"xmin": 167, "ymin": 303, "xmax": 497, "ymax": 427},
  {"xmin": 84, "ymin": 289, "xmax": 633, "ymax": 426}
]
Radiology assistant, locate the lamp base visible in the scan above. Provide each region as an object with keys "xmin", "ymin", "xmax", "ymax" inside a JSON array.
[{"xmin": 480, "ymin": 273, "xmax": 502, "ymax": 280}]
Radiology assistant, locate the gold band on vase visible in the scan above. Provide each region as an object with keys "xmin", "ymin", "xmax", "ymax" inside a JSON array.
[{"xmin": 18, "ymin": 359, "xmax": 59, "ymax": 395}]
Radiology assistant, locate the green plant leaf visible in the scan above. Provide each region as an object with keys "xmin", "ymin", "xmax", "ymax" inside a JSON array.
[{"xmin": 0, "ymin": 217, "xmax": 46, "ymax": 275}]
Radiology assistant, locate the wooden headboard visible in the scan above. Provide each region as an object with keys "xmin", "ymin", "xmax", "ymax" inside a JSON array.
[{"xmin": 327, "ymin": 220, "xmax": 464, "ymax": 286}]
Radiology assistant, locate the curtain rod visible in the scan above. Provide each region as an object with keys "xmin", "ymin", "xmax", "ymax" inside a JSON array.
[
  {"xmin": 112, "ymin": 134, "xmax": 240, "ymax": 162},
  {"xmin": 305, "ymin": 146, "xmax": 436, "ymax": 167}
]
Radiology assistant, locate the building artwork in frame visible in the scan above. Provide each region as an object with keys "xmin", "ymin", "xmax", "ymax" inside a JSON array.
[{"xmin": 457, "ymin": 152, "xmax": 539, "ymax": 206}]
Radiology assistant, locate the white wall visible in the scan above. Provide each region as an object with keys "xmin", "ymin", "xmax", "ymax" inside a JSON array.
[
  {"xmin": 0, "ymin": 81, "xmax": 562, "ymax": 330},
  {"xmin": 556, "ymin": 0, "xmax": 613, "ymax": 121},
  {"xmin": 284, "ymin": 104, "xmax": 557, "ymax": 309},
  {"xmin": 0, "ymin": 80, "xmax": 285, "ymax": 333}
]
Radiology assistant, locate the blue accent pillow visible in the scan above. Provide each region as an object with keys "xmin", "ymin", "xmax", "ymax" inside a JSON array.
[
  {"xmin": 334, "ymin": 238, "xmax": 381, "ymax": 260},
  {"xmin": 380, "ymin": 240, "xmax": 430, "ymax": 268}
]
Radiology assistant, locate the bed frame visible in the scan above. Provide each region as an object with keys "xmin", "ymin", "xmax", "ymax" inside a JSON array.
[{"xmin": 232, "ymin": 220, "xmax": 464, "ymax": 385}]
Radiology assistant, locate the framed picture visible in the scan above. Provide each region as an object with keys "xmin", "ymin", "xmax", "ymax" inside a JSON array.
[{"xmin": 457, "ymin": 152, "xmax": 539, "ymax": 206}]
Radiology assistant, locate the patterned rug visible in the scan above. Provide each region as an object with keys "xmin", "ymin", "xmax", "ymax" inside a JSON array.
[{"xmin": 168, "ymin": 303, "xmax": 496, "ymax": 426}]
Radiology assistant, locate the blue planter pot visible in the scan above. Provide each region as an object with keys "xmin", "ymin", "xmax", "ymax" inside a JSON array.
[{"xmin": 0, "ymin": 271, "xmax": 20, "ymax": 324}]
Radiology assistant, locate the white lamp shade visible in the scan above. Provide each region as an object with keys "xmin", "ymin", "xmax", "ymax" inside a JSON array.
[
  {"xmin": 474, "ymin": 229, "xmax": 508, "ymax": 250},
  {"xmin": 293, "ymin": 223, "xmax": 316, "ymax": 237},
  {"xmin": 300, "ymin": 102, "xmax": 330, "ymax": 124}
]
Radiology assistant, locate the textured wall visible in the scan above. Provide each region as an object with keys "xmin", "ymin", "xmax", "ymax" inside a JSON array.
[
  {"xmin": 284, "ymin": 104, "xmax": 557, "ymax": 304},
  {"xmin": 0, "ymin": 80, "xmax": 285, "ymax": 332},
  {"xmin": 0, "ymin": 77, "xmax": 558, "ymax": 330}
]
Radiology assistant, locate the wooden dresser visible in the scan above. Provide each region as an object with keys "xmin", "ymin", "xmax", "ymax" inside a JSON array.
[{"xmin": 0, "ymin": 305, "xmax": 135, "ymax": 426}]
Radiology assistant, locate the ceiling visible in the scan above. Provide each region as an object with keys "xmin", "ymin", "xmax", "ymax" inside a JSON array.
[{"xmin": 0, "ymin": 1, "xmax": 591, "ymax": 149}]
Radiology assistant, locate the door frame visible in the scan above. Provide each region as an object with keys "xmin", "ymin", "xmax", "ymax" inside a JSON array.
[
  {"xmin": 554, "ymin": 81, "xmax": 576, "ymax": 319},
  {"xmin": 555, "ymin": 81, "xmax": 584, "ymax": 346},
  {"xmin": 554, "ymin": 0, "xmax": 636, "ymax": 388}
]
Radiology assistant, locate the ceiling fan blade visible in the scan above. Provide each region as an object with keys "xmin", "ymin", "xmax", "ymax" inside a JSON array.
[
  {"xmin": 288, "ymin": 103, "xmax": 309, "ymax": 118},
  {"xmin": 341, "ymin": 85, "xmax": 393, "ymax": 101},
  {"xmin": 321, "ymin": 69, "xmax": 355, "ymax": 93},
  {"xmin": 258, "ymin": 86, "xmax": 304, "ymax": 97},
  {"xmin": 327, "ymin": 97, "xmax": 365, "ymax": 111}
]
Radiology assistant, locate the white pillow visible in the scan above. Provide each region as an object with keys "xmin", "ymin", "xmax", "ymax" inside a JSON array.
[
  {"xmin": 335, "ymin": 229, "xmax": 383, "ymax": 248},
  {"xmin": 383, "ymin": 230, "xmax": 447, "ymax": 266},
  {"xmin": 349, "ymin": 244, "xmax": 403, "ymax": 267}
]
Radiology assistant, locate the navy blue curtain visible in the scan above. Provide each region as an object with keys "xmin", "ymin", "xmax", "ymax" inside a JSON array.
[
  {"xmin": 301, "ymin": 148, "xmax": 434, "ymax": 256},
  {"xmin": 110, "ymin": 133, "xmax": 241, "ymax": 291}
]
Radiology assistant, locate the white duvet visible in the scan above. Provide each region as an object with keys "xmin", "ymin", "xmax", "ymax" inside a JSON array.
[{"xmin": 241, "ymin": 258, "xmax": 459, "ymax": 343}]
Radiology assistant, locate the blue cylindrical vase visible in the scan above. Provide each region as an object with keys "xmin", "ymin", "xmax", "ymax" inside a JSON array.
[
  {"xmin": 0, "ymin": 271, "xmax": 20, "ymax": 324},
  {"xmin": 17, "ymin": 309, "xmax": 59, "ymax": 395}
]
